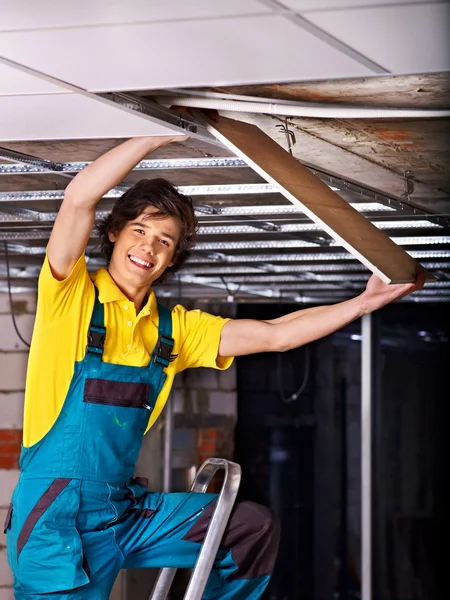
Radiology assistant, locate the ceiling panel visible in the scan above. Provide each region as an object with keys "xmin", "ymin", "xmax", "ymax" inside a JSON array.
[
  {"xmin": 0, "ymin": 94, "xmax": 179, "ymax": 141},
  {"xmin": 278, "ymin": 0, "xmax": 442, "ymax": 12},
  {"xmin": 0, "ymin": 61, "xmax": 66, "ymax": 96},
  {"xmin": 0, "ymin": 0, "xmax": 271, "ymax": 31},
  {"xmin": 0, "ymin": 15, "xmax": 372, "ymax": 92},
  {"xmin": 306, "ymin": 3, "xmax": 450, "ymax": 73}
]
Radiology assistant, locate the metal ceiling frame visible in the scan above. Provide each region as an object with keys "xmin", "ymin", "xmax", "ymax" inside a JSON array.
[
  {"xmin": 1, "ymin": 56, "xmax": 449, "ymax": 301},
  {"xmin": 0, "ymin": 156, "xmax": 247, "ymax": 175}
]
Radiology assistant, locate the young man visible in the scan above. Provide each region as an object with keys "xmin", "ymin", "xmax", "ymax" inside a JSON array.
[{"xmin": 5, "ymin": 135, "xmax": 424, "ymax": 599}]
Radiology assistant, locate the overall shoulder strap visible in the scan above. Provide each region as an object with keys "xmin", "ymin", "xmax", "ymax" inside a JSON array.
[
  {"xmin": 86, "ymin": 287, "xmax": 106, "ymax": 358},
  {"xmin": 151, "ymin": 304, "xmax": 174, "ymax": 368}
]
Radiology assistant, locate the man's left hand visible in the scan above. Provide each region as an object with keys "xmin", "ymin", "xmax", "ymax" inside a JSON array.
[{"xmin": 359, "ymin": 267, "xmax": 426, "ymax": 315}]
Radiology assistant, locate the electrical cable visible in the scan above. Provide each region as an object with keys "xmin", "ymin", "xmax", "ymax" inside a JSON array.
[
  {"xmin": 3, "ymin": 241, "xmax": 31, "ymax": 347},
  {"xmin": 277, "ymin": 344, "xmax": 310, "ymax": 403}
]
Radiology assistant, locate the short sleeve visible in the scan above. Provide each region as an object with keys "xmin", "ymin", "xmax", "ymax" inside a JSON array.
[
  {"xmin": 171, "ymin": 305, "xmax": 234, "ymax": 372},
  {"xmin": 38, "ymin": 250, "xmax": 93, "ymax": 319}
]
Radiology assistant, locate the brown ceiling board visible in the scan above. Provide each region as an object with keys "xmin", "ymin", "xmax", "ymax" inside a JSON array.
[
  {"xmin": 206, "ymin": 73, "xmax": 450, "ymax": 108},
  {"xmin": 216, "ymin": 112, "xmax": 449, "ymax": 213},
  {"xmin": 198, "ymin": 113, "xmax": 434, "ymax": 285}
]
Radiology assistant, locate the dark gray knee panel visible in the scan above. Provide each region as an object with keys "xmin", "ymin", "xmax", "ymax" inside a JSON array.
[{"xmin": 183, "ymin": 499, "xmax": 280, "ymax": 580}]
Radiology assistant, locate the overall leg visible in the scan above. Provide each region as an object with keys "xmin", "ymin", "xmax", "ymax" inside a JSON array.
[
  {"xmin": 13, "ymin": 529, "xmax": 123, "ymax": 600},
  {"xmin": 116, "ymin": 491, "xmax": 280, "ymax": 600},
  {"xmin": 183, "ymin": 498, "xmax": 280, "ymax": 600}
]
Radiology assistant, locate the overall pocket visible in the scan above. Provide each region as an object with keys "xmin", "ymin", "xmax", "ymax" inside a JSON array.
[
  {"xmin": 14, "ymin": 478, "xmax": 90, "ymax": 594},
  {"xmin": 84, "ymin": 378, "xmax": 151, "ymax": 410}
]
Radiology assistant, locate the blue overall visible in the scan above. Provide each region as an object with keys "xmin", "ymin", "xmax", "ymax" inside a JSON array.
[{"xmin": 5, "ymin": 290, "xmax": 279, "ymax": 599}]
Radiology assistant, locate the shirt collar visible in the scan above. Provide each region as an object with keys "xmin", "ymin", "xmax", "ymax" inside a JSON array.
[{"xmin": 91, "ymin": 267, "xmax": 157, "ymax": 319}]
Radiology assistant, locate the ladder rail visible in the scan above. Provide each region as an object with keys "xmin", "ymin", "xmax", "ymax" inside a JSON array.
[{"xmin": 149, "ymin": 458, "xmax": 241, "ymax": 600}]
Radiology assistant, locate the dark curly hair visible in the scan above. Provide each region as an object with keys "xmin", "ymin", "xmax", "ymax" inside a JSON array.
[{"xmin": 96, "ymin": 178, "xmax": 197, "ymax": 282}]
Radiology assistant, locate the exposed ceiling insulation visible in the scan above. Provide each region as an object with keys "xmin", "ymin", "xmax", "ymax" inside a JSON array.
[{"xmin": 1, "ymin": 0, "xmax": 449, "ymax": 305}]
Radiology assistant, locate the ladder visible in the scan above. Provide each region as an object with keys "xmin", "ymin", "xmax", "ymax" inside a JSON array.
[{"xmin": 149, "ymin": 457, "xmax": 242, "ymax": 600}]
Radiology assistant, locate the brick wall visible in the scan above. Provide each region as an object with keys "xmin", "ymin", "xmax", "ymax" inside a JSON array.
[
  {"xmin": 0, "ymin": 291, "xmax": 35, "ymax": 597},
  {"xmin": 0, "ymin": 429, "xmax": 22, "ymax": 470}
]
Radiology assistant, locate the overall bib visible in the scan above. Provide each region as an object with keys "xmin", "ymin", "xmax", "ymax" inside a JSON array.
[{"xmin": 5, "ymin": 290, "xmax": 279, "ymax": 599}]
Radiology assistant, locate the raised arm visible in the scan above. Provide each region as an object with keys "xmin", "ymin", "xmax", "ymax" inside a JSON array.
[
  {"xmin": 219, "ymin": 270, "xmax": 425, "ymax": 357},
  {"xmin": 47, "ymin": 135, "xmax": 187, "ymax": 280}
]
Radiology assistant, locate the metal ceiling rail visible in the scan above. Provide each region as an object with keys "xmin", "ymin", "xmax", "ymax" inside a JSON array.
[
  {"xmin": 1, "ymin": 141, "xmax": 445, "ymax": 225},
  {"xmin": 0, "ymin": 146, "xmax": 72, "ymax": 176},
  {"xmin": 2, "ymin": 261, "xmax": 448, "ymax": 280},
  {"xmin": 0, "ymin": 200, "xmax": 401, "ymax": 218},
  {"xmin": 1, "ymin": 281, "xmax": 447, "ymax": 302},
  {"xmin": 1, "ymin": 268, "xmax": 448, "ymax": 294},
  {"xmin": 0, "ymin": 157, "xmax": 247, "ymax": 175},
  {"xmin": 301, "ymin": 159, "xmax": 449, "ymax": 225},
  {"xmin": 186, "ymin": 250, "xmax": 450, "ymax": 263},
  {"xmin": 3, "ymin": 245, "xmax": 449, "ymax": 263},
  {"xmin": 4, "ymin": 199, "xmax": 427, "ymax": 250},
  {"xmin": 175, "ymin": 273, "xmax": 300, "ymax": 303},
  {"xmin": 0, "ymin": 184, "xmax": 280, "ymax": 202},
  {"xmin": 97, "ymin": 93, "xmax": 220, "ymax": 145},
  {"xmin": 3, "ymin": 213, "xmax": 440, "ymax": 235},
  {"xmin": 1, "ymin": 225, "xmax": 447, "ymax": 247},
  {"xmin": 181, "ymin": 261, "xmax": 450, "ymax": 275}
]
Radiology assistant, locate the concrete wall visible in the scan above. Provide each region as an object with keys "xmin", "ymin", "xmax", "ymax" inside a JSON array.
[{"xmin": 0, "ymin": 292, "xmax": 237, "ymax": 599}]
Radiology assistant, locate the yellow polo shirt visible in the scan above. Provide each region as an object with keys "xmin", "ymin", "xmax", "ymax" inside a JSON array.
[{"xmin": 22, "ymin": 253, "xmax": 233, "ymax": 448}]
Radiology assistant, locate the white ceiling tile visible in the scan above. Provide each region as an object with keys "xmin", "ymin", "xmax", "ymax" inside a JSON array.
[
  {"xmin": 0, "ymin": 61, "xmax": 66, "ymax": 95},
  {"xmin": 278, "ymin": 0, "xmax": 442, "ymax": 12},
  {"xmin": 0, "ymin": 94, "xmax": 179, "ymax": 141},
  {"xmin": 0, "ymin": 15, "xmax": 372, "ymax": 92},
  {"xmin": 0, "ymin": 0, "xmax": 272, "ymax": 31},
  {"xmin": 307, "ymin": 3, "xmax": 450, "ymax": 73}
]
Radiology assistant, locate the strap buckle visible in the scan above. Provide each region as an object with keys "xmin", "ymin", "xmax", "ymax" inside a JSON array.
[
  {"xmin": 153, "ymin": 335, "xmax": 174, "ymax": 367},
  {"xmin": 86, "ymin": 325, "xmax": 106, "ymax": 354}
]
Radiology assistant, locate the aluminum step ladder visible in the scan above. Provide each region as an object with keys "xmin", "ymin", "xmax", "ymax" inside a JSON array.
[{"xmin": 149, "ymin": 457, "xmax": 241, "ymax": 600}]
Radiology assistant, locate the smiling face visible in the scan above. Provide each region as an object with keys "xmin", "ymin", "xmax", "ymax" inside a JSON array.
[{"xmin": 107, "ymin": 206, "xmax": 181, "ymax": 291}]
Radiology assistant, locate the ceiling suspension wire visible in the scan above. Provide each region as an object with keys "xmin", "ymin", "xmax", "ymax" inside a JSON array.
[
  {"xmin": 277, "ymin": 344, "xmax": 310, "ymax": 404},
  {"xmin": 3, "ymin": 241, "xmax": 31, "ymax": 348}
]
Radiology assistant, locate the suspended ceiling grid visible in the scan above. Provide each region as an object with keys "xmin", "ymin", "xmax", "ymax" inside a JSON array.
[{"xmin": 1, "ymin": 1, "xmax": 449, "ymax": 304}]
